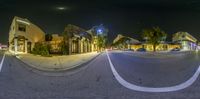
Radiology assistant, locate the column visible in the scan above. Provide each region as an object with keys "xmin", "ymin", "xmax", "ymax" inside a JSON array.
[
  {"xmin": 78, "ymin": 39, "xmax": 81, "ymax": 53},
  {"xmin": 25, "ymin": 39, "xmax": 28, "ymax": 53},
  {"xmin": 88, "ymin": 41, "xmax": 91, "ymax": 52},
  {"xmin": 14, "ymin": 37, "xmax": 18, "ymax": 54},
  {"xmin": 85, "ymin": 41, "xmax": 88, "ymax": 52},
  {"xmin": 88, "ymin": 42, "xmax": 91, "ymax": 52},
  {"xmin": 81, "ymin": 40, "xmax": 83, "ymax": 53},
  {"xmin": 83, "ymin": 41, "xmax": 85, "ymax": 53},
  {"xmin": 128, "ymin": 44, "xmax": 131, "ymax": 49},
  {"xmin": 8, "ymin": 42, "xmax": 12, "ymax": 52},
  {"xmin": 68, "ymin": 38, "xmax": 72, "ymax": 55},
  {"xmin": 91, "ymin": 44, "xmax": 94, "ymax": 52}
]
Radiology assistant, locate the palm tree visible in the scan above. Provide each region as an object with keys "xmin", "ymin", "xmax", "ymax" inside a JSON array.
[{"xmin": 142, "ymin": 27, "xmax": 167, "ymax": 52}]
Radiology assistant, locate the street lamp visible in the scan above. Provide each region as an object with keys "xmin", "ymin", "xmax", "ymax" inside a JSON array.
[{"xmin": 97, "ymin": 29, "xmax": 103, "ymax": 35}]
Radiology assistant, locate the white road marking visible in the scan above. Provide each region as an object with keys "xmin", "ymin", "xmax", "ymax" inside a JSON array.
[
  {"xmin": 0, "ymin": 53, "xmax": 6, "ymax": 72},
  {"xmin": 106, "ymin": 50, "xmax": 200, "ymax": 92}
]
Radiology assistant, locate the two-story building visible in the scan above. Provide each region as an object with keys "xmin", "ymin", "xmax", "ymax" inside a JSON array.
[
  {"xmin": 172, "ymin": 32, "xmax": 197, "ymax": 51},
  {"xmin": 8, "ymin": 16, "xmax": 45, "ymax": 54}
]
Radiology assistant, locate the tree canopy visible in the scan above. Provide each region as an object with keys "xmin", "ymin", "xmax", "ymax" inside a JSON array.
[
  {"xmin": 142, "ymin": 27, "xmax": 167, "ymax": 51},
  {"xmin": 45, "ymin": 34, "xmax": 53, "ymax": 41}
]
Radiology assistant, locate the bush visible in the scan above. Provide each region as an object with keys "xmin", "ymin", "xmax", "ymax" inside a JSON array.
[
  {"xmin": 59, "ymin": 41, "xmax": 69, "ymax": 55},
  {"xmin": 32, "ymin": 43, "xmax": 51, "ymax": 57}
]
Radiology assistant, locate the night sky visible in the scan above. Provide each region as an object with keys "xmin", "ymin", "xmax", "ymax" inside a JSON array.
[{"xmin": 1, "ymin": 0, "xmax": 200, "ymax": 44}]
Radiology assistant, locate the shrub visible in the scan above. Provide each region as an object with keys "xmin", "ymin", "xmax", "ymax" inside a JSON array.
[{"xmin": 32, "ymin": 43, "xmax": 51, "ymax": 56}]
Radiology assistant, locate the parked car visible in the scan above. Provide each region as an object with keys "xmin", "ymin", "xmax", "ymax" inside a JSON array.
[
  {"xmin": 136, "ymin": 48, "xmax": 146, "ymax": 52},
  {"xmin": 171, "ymin": 48, "xmax": 180, "ymax": 51},
  {"xmin": 124, "ymin": 49, "xmax": 134, "ymax": 51}
]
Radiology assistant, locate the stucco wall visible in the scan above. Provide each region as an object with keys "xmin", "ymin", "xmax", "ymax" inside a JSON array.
[{"xmin": 9, "ymin": 16, "xmax": 45, "ymax": 52}]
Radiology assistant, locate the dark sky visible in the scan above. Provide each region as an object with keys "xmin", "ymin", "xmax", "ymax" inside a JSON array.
[{"xmin": 1, "ymin": 0, "xmax": 200, "ymax": 44}]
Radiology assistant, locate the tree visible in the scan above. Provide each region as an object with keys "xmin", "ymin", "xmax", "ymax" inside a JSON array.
[
  {"xmin": 45, "ymin": 34, "xmax": 53, "ymax": 41},
  {"xmin": 32, "ymin": 42, "xmax": 50, "ymax": 56},
  {"xmin": 142, "ymin": 27, "xmax": 167, "ymax": 52},
  {"xmin": 91, "ymin": 24, "xmax": 108, "ymax": 51},
  {"xmin": 59, "ymin": 41, "xmax": 68, "ymax": 55},
  {"xmin": 97, "ymin": 35, "xmax": 107, "ymax": 51},
  {"xmin": 45, "ymin": 34, "xmax": 53, "ymax": 53}
]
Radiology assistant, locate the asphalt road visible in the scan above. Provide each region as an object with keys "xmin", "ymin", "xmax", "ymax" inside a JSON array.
[{"xmin": 0, "ymin": 51, "xmax": 200, "ymax": 99}]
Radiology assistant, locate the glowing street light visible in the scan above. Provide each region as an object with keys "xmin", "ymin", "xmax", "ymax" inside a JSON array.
[{"xmin": 97, "ymin": 29, "xmax": 103, "ymax": 35}]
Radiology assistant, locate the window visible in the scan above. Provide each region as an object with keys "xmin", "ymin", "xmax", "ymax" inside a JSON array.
[{"xmin": 18, "ymin": 24, "xmax": 26, "ymax": 32}]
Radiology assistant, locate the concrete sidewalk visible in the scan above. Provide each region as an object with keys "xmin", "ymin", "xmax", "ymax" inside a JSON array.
[{"xmin": 16, "ymin": 52, "xmax": 99, "ymax": 71}]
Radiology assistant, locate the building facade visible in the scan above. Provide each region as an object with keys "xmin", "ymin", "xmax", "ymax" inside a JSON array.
[
  {"xmin": 8, "ymin": 17, "xmax": 106, "ymax": 55},
  {"xmin": 8, "ymin": 16, "xmax": 45, "ymax": 54},
  {"xmin": 113, "ymin": 34, "xmax": 181, "ymax": 51},
  {"xmin": 113, "ymin": 34, "xmax": 140, "ymax": 50},
  {"xmin": 172, "ymin": 32, "xmax": 197, "ymax": 51},
  {"xmin": 198, "ymin": 42, "xmax": 200, "ymax": 50},
  {"xmin": 141, "ymin": 43, "xmax": 180, "ymax": 51},
  {"xmin": 63, "ymin": 24, "xmax": 94, "ymax": 55}
]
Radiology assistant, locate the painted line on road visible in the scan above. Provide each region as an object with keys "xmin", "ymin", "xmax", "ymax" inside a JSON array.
[
  {"xmin": 106, "ymin": 50, "xmax": 200, "ymax": 92},
  {"xmin": 0, "ymin": 53, "xmax": 6, "ymax": 72}
]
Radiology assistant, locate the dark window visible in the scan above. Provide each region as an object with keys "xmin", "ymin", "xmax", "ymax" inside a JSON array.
[{"xmin": 18, "ymin": 24, "xmax": 26, "ymax": 32}]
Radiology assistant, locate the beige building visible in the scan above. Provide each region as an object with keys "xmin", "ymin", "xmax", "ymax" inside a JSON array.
[
  {"xmin": 113, "ymin": 34, "xmax": 140, "ymax": 50},
  {"xmin": 172, "ymin": 32, "xmax": 197, "ymax": 51},
  {"xmin": 142, "ymin": 43, "xmax": 180, "ymax": 51},
  {"xmin": 9, "ymin": 16, "xmax": 45, "ymax": 54},
  {"xmin": 129, "ymin": 43, "xmax": 143, "ymax": 50},
  {"xmin": 63, "ymin": 24, "xmax": 95, "ymax": 55}
]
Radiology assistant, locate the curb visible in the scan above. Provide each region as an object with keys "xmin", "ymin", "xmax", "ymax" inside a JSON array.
[{"xmin": 15, "ymin": 52, "xmax": 102, "ymax": 76}]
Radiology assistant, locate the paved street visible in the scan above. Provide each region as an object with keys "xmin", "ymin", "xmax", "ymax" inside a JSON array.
[{"xmin": 0, "ymin": 51, "xmax": 200, "ymax": 99}]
